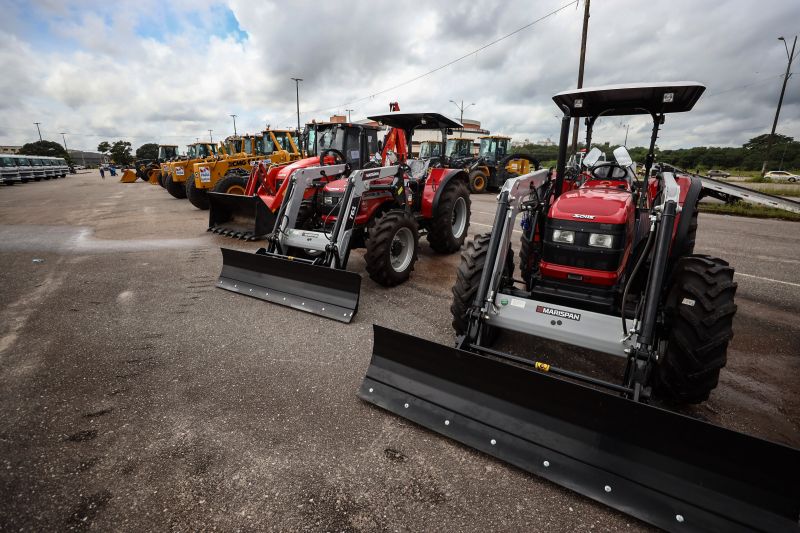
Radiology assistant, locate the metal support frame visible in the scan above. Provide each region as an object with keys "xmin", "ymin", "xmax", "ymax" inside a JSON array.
[{"xmin": 267, "ymin": 165, "xmax": 400, "ymax": 269}]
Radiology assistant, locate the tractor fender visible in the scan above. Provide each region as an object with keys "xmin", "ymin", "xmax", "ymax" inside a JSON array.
[
  {"xmin": 671, "ymin": 175, "xmax": 702, "ymax": 258},
  {"xmin": 422, "ymin": 168, "xmax": 469, "ymax": 218}
]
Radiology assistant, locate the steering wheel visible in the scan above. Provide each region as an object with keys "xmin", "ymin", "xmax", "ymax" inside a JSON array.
[
  {"xmin": 589, "ymin": 162, "xmax": 629, "ymax": 181},
  {"xmin": 319, "ymin": 148, "xmax": 347, "ymax": 168}
]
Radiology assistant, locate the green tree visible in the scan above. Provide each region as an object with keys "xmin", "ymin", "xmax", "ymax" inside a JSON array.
[
  {"xmin": 97, "ymin": 141, "xmax": 111, "ymax": 153},
  {"xmin": 108, "ymin": 141, "xmax": 133, "ymax": 165},
  {"xmin": 135, "ymin": 143, "xmax": 159, "ymax": 160},
  {"xmin": 19, "ymin": 140, "xmax": 68, "ymax": 158}
]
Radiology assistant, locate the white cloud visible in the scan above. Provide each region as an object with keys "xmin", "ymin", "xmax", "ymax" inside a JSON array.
[{"xmin": 0, "ymin": 0, "xmax": 798, "ymax": 152}]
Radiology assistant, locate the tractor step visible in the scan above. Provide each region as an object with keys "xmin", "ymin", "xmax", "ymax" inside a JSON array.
[
  {"xmin": 359, "ymin": 325, "xmax": 800, "ymax": 533},
  {"xmin": 217, "ymin": 247, "xmax": 360, "ymax": 323}
]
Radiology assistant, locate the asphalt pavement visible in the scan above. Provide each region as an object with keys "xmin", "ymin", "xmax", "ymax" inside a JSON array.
[{"xmin": 0, "ymin": 171, "xmax": 798, "ymax": 532}]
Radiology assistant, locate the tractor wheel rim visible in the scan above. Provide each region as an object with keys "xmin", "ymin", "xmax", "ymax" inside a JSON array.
[
  {"xmin": 226, "ymin": 185, "xmax": 246, "ymax": 195},
  {"xmin": 451, "ymin": 196, "xmax": 467, "ymax": 238},
  {"xmin": 390, "ymin": 227, "xmax": 414, "ymax": 272},
  {"xmin": 473, "ymin": 176, "xmax": 485, "ymax": 190}
]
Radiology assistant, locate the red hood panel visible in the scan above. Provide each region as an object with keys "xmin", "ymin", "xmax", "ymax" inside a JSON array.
[{"xmin": 549, "ymin": 188, "xmax": 633, "ymax": 224}]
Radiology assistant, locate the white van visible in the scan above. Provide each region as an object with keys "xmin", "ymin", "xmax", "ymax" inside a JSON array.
[{"xmin": 0, "ymin": 155, "xmax": 21, "ymax": 184}]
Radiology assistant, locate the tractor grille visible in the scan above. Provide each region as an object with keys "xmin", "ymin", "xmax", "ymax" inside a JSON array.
[{"xmin": 542, "ymin": 219, "xmax": 626, "ymax": 272}]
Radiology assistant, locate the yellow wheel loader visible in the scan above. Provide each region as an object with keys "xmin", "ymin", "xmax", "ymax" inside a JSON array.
[
  {"xmin": 188, "ymin": 130, "xmax": 300, "ymax": 210},
  {"xmin": 163, "ymin": 142, "xmax": 217, "ymax": 199},
  {"xmin": 120, "ymin": 144, "xmax": 179, "ymax": 184}
]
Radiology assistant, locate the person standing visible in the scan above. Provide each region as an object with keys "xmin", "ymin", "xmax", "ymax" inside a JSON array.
[{"xmin": 99, "ymin": 165, "xmax": 105, "ymax": 179}]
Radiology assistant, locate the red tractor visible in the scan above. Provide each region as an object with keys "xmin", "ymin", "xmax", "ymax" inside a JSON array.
[
  {"xmin": 217, "ymin": 112, "xmax": 472, "ymax": 322},
  {"xmin": 358, "ymin": 83, "xmax": 800, "ymax": 532},
  {"xmin": 207, "ymin": 121, "xmax": 384, "ymax": 240}
]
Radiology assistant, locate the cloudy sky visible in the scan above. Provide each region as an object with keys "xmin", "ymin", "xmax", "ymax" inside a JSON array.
[{"xmin": 1, "ymin": 0, "xmax": 798, "ymax": 152}]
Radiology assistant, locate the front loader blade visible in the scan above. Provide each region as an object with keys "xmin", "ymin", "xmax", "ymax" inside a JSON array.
[
  {"xmin": 359, "ymin": 326, "xmax": 800, "ymax": 533},
  {"xmin": 207, "ymin": 192, "xmax": 275, "ymax": 240},
  {"xmin": 119, "ymin": 169, "xmax": 137, "ymax": 183},
  {"xmin": 217, "ymin": 248, "xmax": 361, "ymax": 323}
]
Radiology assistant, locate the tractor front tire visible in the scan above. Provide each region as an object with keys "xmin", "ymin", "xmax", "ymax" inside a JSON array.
[
  {"xmin": 213, "ymin": 174, "xmax": 248, "ymax": 195},
  {"xmin": 165, "ymin": 174, "xmax": 187, "ymax": 199},
  {"xmin": 365, "ymin": 210, "xmax": 419, "ymax": 287},
  {"xmin": 654, "ymin": 255, "xmax": 737, "ymax": 404},
  {"xmin": 427, "ymin": 179, "xmax": 471, "ymax": 254},
  {"xmin": 185, "ymin": 176, "xmax": 209, "ymax": 210},
  {"xmin": 450, "ymin": 233, "xmax": 513, "ymax": 346},
  {"xmin": 468, "ymin": 170, "xmax": 487, "ymax": 194}
]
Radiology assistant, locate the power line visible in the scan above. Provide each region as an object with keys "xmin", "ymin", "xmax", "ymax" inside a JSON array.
[{"xmin": 280, "ymin": 0, "xmax": 579, "ymax": 122}]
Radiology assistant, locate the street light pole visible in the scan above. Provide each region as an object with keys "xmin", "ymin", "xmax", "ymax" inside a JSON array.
[
  {"xmin": 34, "ymin": 122, "xmax": 42, "ymax": 141},
  {"xmin": 346, "ymin": 109, "xmax": 354, "ymax": 122},
  {"xmin": 208, "ymin": 129, "xmax": 213, "ymax": 143},
  {"xmin": 59, "ymin": 132, "xmax": 68, "ymax": 152},
  {"xmin": 230, "ymin": 114, "xmax": 238, "ymax": 136},
  {"xmin": 570, "ymin": 0, "xmax": 591, "ymax": 154},
  {"xmin": 761, "ymin": 35, "xmax": 797, "ymax": 176},
  {"xmin": 449, "ymin": 99, "xmax": 475, "ymax": 125},
  {"xmin": 291, "ymin": 77, "xmax": 303, "ymax": 139}
]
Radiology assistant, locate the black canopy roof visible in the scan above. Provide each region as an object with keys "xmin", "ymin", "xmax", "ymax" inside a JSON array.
[
  {"xmin": 367, "ymin": 112, "xmax": 463, "ymax": 131},
  {"xmin": 552, "ymin": 82, "xmax": 706, "ymax": 117}
]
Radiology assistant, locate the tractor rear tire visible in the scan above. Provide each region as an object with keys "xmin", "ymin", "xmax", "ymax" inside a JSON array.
[
  {"xmin": 185, "ymin": 176, "xmax": 209, "ymax": 210},
  {"xmin": 653, "ymin": 255, "xmax": 737, "ymax": 404},
  {"xmin": 213, "ymin": 174, "xmax": 248, "ymax": 195},
  {"xmin": 468, "ymin": 170, "xmax": 487, "ymax": 194},
  {"xmin": 365, "ymin": 210, "xmax": 419, "ymax": 287},
  {"xmin": 165, "ymin": 173, "xmax": 187, "ymax": 199},
  {"xmin": 427, "ymin": 179, "xmax": 470, "ymax": 254}
]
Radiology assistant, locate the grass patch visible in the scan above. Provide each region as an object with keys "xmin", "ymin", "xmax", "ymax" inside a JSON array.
[
  {"xmin": 699, "ymin": 201, "xmax": 800, "ymax": 221},
  {"xmin": 746, "ymin": 186, "xmax": 800, "ymax": 197}
]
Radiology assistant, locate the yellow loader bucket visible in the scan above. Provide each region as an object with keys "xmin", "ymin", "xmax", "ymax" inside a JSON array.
[
  {"xmin": 120, "ymin": 169, "xmax": 138, "ymax": 183},
  {"xmin": 147, "ymin": 169, "xmax": 161, "ymax": 185}
]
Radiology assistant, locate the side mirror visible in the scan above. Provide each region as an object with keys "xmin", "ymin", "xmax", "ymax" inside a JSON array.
[
  {"xmin": 583, "ymin": 147, "xmax": 603, "ymax": 167},
  {"xmin": 613, "ymin": 146, "xmax": 633, "ymax": 167}
]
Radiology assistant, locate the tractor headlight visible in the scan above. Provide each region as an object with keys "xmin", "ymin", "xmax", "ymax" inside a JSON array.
[
  {"xmin": 588, "ymin": 233, "xmax": 614, "ymax": 248},
  {"xmin": 552, "ymin": 229, "xmax": 575, "ymax": 244}
]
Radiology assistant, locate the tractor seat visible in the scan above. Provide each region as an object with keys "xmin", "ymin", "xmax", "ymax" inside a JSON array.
[{"xmin": 406, "ymin": 159, "xmax": 430, "ymax": 181}]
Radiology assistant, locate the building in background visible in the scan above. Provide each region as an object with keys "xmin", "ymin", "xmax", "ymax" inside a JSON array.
[
  {"xmin": 0, "ymin": 145, "xmax": 21, "ymax": 154},
  {"xmin": 67, "ymin": 149, "xmax": 109, "ymax": 167}
]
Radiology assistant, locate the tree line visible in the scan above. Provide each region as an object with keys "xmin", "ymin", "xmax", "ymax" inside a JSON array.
[{"xmin": 510, "ymin": 133, "xmax": 800, "ymax": 171}]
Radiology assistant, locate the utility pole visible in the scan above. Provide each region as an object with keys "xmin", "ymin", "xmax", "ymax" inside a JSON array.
[
  {"xmin": 761, "ymin": 35, "xmax": 796, "ymax": 176},
  {"xmin": 620, "ymin": 122, "xmax": 630, "ymax": 147},
  {"xmin": 230, "ymin": 114, "xmax": 238, "ymax": 136},
  {"xmin": 291, "ymin": 78, "xmax": 303, "ymax": 138},
  {"xmin": 449, "ymin": 99, "xmax": 475, "ymax": 125},
  {"xmin": 346, "ymin": 109, "xmax": 354, "ymax": 122},
  {"xmin": 208, "ymin": 129, "xmax": 213, "ymax": 143},
  {"xmin": 34, "ymin": 122, "xmax": 42, "ymax": 141},
  {"xmin": 59, "ymin": 132, "xmax": 68, "ymax": 152},
  {"xmin": 570, "ymin": 0, "xmax": 590, "ymax": 153}
]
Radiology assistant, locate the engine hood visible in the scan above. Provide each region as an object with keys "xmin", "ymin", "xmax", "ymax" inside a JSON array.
[{"xmin": 549, "ymin": 187, "xmax": 633, "ymax": 225}]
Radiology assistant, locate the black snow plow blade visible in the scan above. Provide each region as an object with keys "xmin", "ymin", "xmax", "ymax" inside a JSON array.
[
  {"xmin": 217, "ymin": 247, "xmax": 361, "ymax": 323},
  {"xmin": 359, "ymin": 326, "xmax": 800, "ymax": 533},
  {"xmin": 207, "ymin": 192, "xmax": 276, "ymax": 240}
]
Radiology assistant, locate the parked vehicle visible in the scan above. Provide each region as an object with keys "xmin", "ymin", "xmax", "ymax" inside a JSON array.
[
  {"xmin": 359, "ymin": 82, "xmax": 800, "ymax": 532},
  {"xmin": 0, "ymin": 155, "xmax": 22, "ymax": 185},
  {"xmin": 706, "ymin": 169, "xmax": 730, "ymax": 178},
  {"xmin": 765, "ymin": 170, "xmax": 799, "ymax": 182}
]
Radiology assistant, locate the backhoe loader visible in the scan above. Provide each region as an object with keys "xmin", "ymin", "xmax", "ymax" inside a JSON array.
[
  {"xmin": 188, "ymin": 130, "xmax": 300, "ymax": 210},
  {"xmin": 359, "ymin": 82, "xmax": 800, "ymax": 532},
  {"xmin": 163, "ymin": 142, "xmax": 216, "ymax": 199}
]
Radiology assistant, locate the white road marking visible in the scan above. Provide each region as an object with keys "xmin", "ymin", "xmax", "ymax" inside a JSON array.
[{"xmin": 736, "ymin": 272, "xmax": 800, "ymax": 288}]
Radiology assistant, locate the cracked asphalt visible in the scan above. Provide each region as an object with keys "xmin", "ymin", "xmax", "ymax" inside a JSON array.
[{"xmin": 0, "ymin": 170, "xmax": 798, "ymax": 531}]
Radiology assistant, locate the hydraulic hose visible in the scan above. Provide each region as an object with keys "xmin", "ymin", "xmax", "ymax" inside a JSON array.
[{"xmin": 621, "ymin": 221, "xmax": 656, "ymax": 336}]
